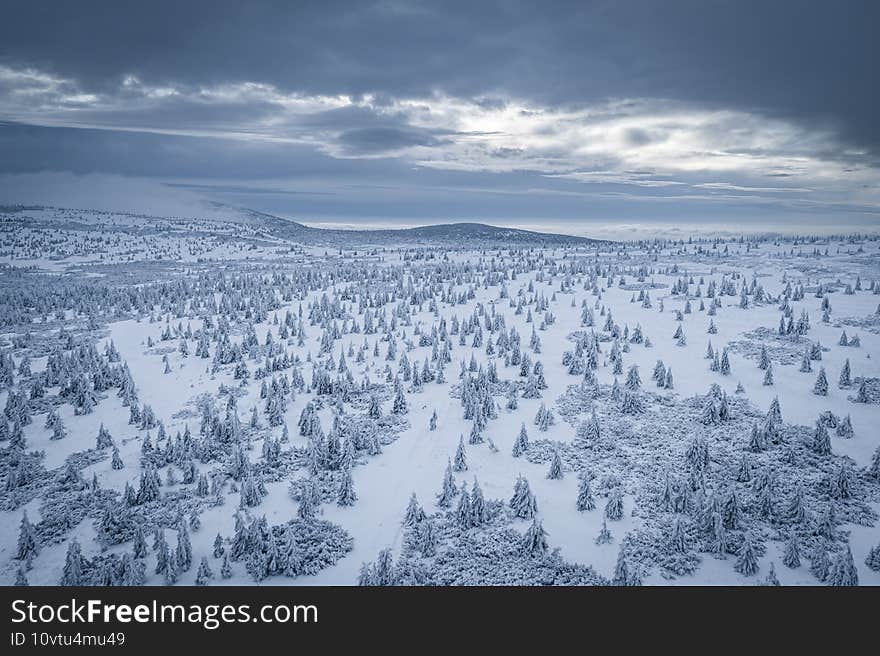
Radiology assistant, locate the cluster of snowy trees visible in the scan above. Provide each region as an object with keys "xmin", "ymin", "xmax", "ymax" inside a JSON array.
[{"xmin": 2, "ymin": 220, "xmax": 879, "ymax": 588}]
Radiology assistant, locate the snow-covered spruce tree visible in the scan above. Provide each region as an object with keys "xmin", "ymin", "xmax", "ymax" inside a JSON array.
[
  {"xmin": 576, "ymin": 475, "xmax": 596, "ymax": 511},
  {"xmin": 453, "ymin": 435, "xmax": 468, "ymax": 472},
  {"xmin": 575, "ymin": 409, "xmax": 601, "ymax": 448},
  {"xmin": 534, "ymin": 403, "xmax": 555, "ymax": 430},
  {"xmin": 137, "ymin": 465, "xmax": 161, "ymax": 504},
  {"xmin": 455, "ymin": 483, "xmax": 472, "ymax": 529},
  {"xmin": 827, "ymin": 545, "xmax": 858, "ymax": 586},
  {"xmin": 521, "ymin": 519, "xmax": 549, "ymax": 557},
  {"xmin": 470, "ymin": 477, "xmax": 488, "ymax": 526},
  {"xmin": 468, "ymin": 421, "xmax": 483, "ymax": 445},
  {"xmin": 761, "ymin": 562, "xmax": 781, "ymax": 586},
  {"xmin": 813, "ymin": 368, "xmax": 828, "ymax": 396},
  {"xmin": 785, "ymin": 484, "xmax": 807, "ymax": 524},
  {"xmin": 357, "ymin": 563, "xmax": 375, "ymax": 586},
  {"xmin": 60, "ymin": 540, "xmax": 86, "ymax": 586},
  {"xmin": 119, "ymin": 553, "xmax": 146, "ymax": 586},
  {"xmin": 95, "ymin": 423, "xmax": 114, "ymax": 450},
  {"xmin": 721, "ymin": 486, "xmax": 741, "ymax": 530},
  {"xmin": 800, "ymin": 348, "xmax": 812, "ymax": 373},
  {"xmin": 221, "ymin": 552, "xmax": 233, "ymax": 579},
  {"xmin": 835, "ymin": 414, "xmax": 853, "ymax": 439},
  {"xmin": 281, "ymin": 525, "xmax": 303, "ymax": 578},
  {"xmin": 509, "ymin": 475, "xmax": 538, "ymax": 519},
  {"xmin": 811, "ymin": 419, "xmax": 832, "ymax": 456},
  {"xmin": 245, "ymin": 550, "xmax": 267, "ymax": 583},
  {"xmin": 49, "ymin": 414, "xmax": 66, "ymax": 441},
  {"xmin": 604, "ymin": 487, "xmax": 624, "ymax": 521},
  {"xmin": 700, "ymin": 395, "xmax": 721, "ymax": 426},
  {"xmin": 436, "ymin": 459, "xmax": 458, "ymax": 508},
  {"xmin": 829, "ymin": 462, "xmax": 854, "ymax": 500},
  {"xmin": 594, "ymin": 520, "xmax": 613, "ymax": 545},
  {"xmin": 132, "ymin": 525, "xmax": 148, "ymax": 559},
  {"xmin": 547, "ymin": 450, "xmax": 564, "ymax": 480},
  {"xmin": 610, "ymin": 377, "xmax": 621, "ymax": 401},
  {"xmin": 337, "ymin": 467, "xmax": 357, "ymax": 506},
  {"xmin": 297, "ymin": 478, "xmax": 320, "ymax": 519},
  {"xmin": 195, "ymin": 556, "xmax": 214, "ymax": 586},
  {"xmin": 196, "ymin": 473, "xmax": 210, "ymax": 497},
  {"xmin": 16, "ymin": 512, "xmax": 39, "ymax": 566},
  {"xmin": 371, "ymin": 549, "xmax": 396, "ymax": 586},
  {"xmin": 838, "ymin": 359, "xmax": 852, "ymax": 388},
  {"xmin": 652, "ymin": 359, "xmax": 666, "ymax": 385},
  {"xmin": 620, "ymin": 388, "xmax": 643, "ymax": 415},
  {"xmin": 111, "ymin": 447, "xmax": 124, "ymax": 470},
  {"xmin": 768, "ymin": 396, "xmax": 782, "ymax": 424},
  {"xmin": 817, "ymin": 503, "xmax": 836, "ymax": 540},
  {"xmin": 613, "ymin": 548, "xmax": 638, "ymax": 586},
  {"xmin": 782, "ymin": 532, "xmax": 801, "ymax": 568},
  {"xmin": 666, "ymin": 515, "xmax": 688, "ymax": 554},
  {"xmin": 512, "ymin": 423, "xmax": 529, "ymax": 457},
  {"xmin": 856, "ymin": 378, "xmax": 869, "ymax": 404},
  {"xmin": 868, "ymin": 445, "xmax": 880, "ymax": 481},
  {"xmin": 720, "ymin": 349, "xmax": 731, "ymax": 375},
  {"xmin": 392, "ymin": 384, "xmax": 408, "ymax": 415},
  {"xmin": 239, "ymin": 469, "xmax": 266, "ymax": 508},
  {"xmin": 809, "ymin": 544, "xmax": 831, "ymax": 582},
  {"xmin": 403, "ymin": 492, "xmax": 426, "ymax": 527},
  {"xmin": 625, "ymin": 364, "xmax": 641, "ymax": 391},
  {"xmin": 9, "ymin": 420, "xmax": 26, "ymax": 449},
  {"xmin": 95, "ymin": 503, "xmax": 136, "ymax": 549},
  {"xmin": 417, "ymin": 519, "xmax": 438, "ymax": 557},
  {"xmin": 734, "ymin": 532, "xmax": 759, "ymax": 576},
  {"xmin": 176, "ymin": 522, "xmax": 193, "ymax": 572}
]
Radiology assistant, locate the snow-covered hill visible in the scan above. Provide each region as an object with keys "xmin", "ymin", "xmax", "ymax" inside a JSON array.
[{"xmin": 1, "ymin": 204, "xmax": 601, "ymax": 247}]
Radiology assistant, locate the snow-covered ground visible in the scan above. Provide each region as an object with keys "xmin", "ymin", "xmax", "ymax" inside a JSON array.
[{"xmin": 1, "ymin": 208, "xmax": 878, "ymax": 586}]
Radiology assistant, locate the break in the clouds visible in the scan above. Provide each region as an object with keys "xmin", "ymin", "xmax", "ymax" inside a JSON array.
[{"xmin": 0, "ymin": 0, "xmax": 877, "ymax": 231}]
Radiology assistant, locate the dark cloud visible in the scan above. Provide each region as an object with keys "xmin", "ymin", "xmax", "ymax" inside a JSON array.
[
  {"xmin": 0, "ymin": 120, "xmax": 398, "ymax": 179},
  {"xmin": 336, "ymin": 126, "xmax": 447, "ymax": 154},
  {"xmin": 1, "ymin": 0, "xmax": 876, "ymax": 149},
  {"xmin": 623, "ymin": 129, "xmax": 655, "ymax": 147}
]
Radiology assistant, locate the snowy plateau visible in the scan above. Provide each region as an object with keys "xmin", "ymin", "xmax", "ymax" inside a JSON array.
[{"xmin": 1, "ymin": 204, "xmax": 878, "ymax": 587}]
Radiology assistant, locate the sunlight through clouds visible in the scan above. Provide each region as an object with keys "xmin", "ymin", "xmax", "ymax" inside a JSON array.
[{"xmin": 0, "ymin": 58, "xmax": 877, "ymax": 222}]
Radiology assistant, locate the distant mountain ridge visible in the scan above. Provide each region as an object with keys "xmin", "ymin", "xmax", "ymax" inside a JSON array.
[
  {"xmin": 233, "ymin": 207, "xmax": 601, "ymax": 246},
  {"xmin": 1, "ymin": 203, "xmax": 603, "ymax": 246}
]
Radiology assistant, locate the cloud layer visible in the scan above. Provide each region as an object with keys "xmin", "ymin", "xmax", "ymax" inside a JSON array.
[{"xmin": 0, "ymin": 1, "xmax": 877, "ymax": 230}]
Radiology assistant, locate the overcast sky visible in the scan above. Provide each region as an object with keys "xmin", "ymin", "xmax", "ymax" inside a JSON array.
[{"xmin": 1, "ymin": 0, "xmax": 877, "ymax": 234}]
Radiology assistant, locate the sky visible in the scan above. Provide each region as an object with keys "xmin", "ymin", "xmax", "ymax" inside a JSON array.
[{"xmin": 0, "ymin": 0, "xmax": 878, "ymax": 236}]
